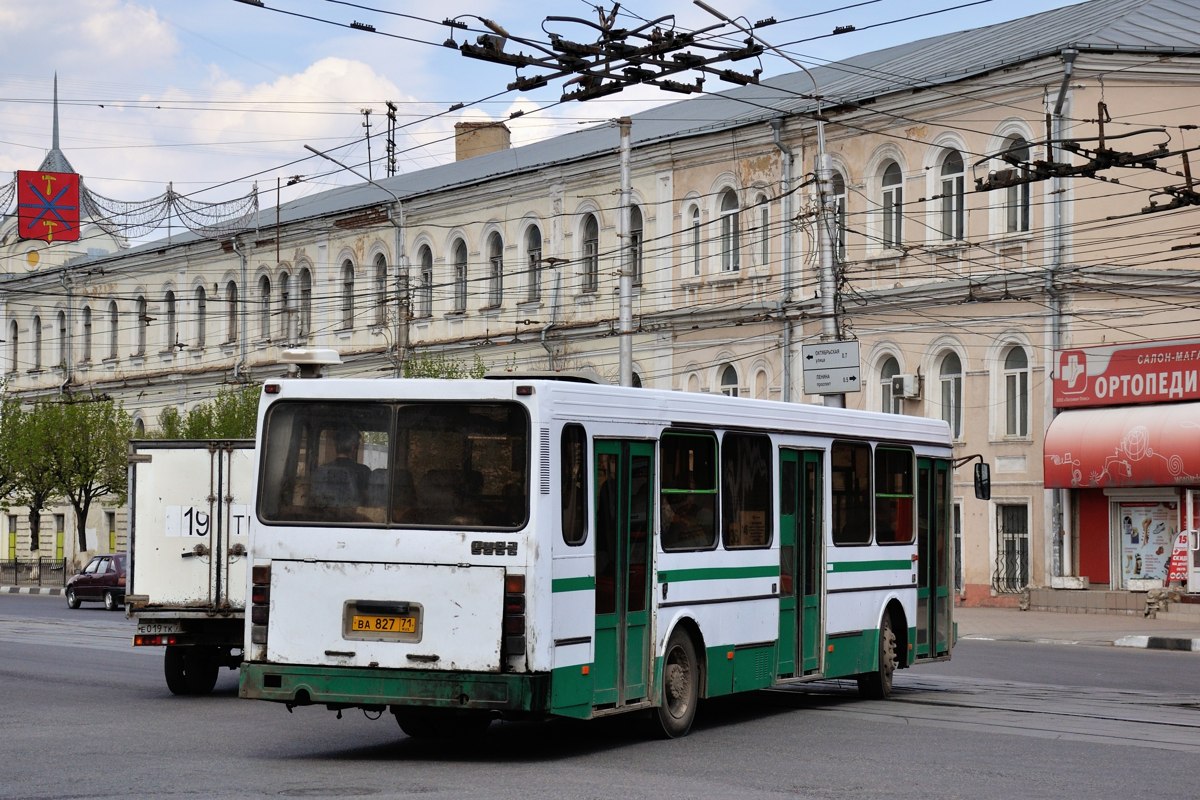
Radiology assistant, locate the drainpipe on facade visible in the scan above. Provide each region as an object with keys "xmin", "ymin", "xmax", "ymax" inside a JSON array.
[
  {"xmin": 231, "ymin": 236, "xmax": 248, "ymax": 380},
  {"xmin": 770, "ymin": 118, "xmax": 794, "ymax": 403},
  {"xmin": 541, "ymin": 262, "xmax": 563, "ymax": 371},
  {"xmin": 1049, "ymin": 49, "xmax": 1077, "ymax": 582}
]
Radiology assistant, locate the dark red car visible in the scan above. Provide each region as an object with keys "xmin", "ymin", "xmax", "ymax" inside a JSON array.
[{"xmin": 66, "ymin": 553, "xmax": 127, "ymax": 611}]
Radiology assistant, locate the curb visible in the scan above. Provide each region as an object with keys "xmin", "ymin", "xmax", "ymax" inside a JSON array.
[
  {"xmin": 1115, "ymin": 635, "xmax": 1200, "ymax": 652},
  {"xmin": 1, "ymin": 586, "xmax": 64, "ymax": 596}
]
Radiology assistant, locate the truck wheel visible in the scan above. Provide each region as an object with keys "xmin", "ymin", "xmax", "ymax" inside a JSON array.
[
  {"xmin": 184, "ymin": 649, "xmax": 220, "ymax": 695},
  {"xmin": 164, "ymin": 646, "xmax": 190, "ymax": 695},
  {"xmin": 164, "ymin": 647, "xmax": 220, "ymax": 696}
]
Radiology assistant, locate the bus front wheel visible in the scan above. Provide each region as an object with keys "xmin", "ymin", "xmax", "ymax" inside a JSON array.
[
  {"xmin": 857, "ymin": 614, "xmax": 898, "ymax": 700},
  {"xmin": 654, "ymin": 628, "xmax": 699, "ymax": 738}
]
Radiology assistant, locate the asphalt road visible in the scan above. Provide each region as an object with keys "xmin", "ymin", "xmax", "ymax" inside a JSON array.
[{"xmin": 2, "ymin": 593, "xmax": 1197, "ymax": 799}]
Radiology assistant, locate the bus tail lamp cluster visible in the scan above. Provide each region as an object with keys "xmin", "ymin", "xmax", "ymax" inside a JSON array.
[
  {"xmin": 250, "ymin": 564, "xmax": 271, "ymax": 645},
  {"xmin": 502, "ymin": 573, "xmax": 526, "ymax": 658}
]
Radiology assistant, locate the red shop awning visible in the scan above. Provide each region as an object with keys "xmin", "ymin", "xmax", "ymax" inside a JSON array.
[{"xmin": 1044, "ymin": 402, "xmax": 1200, "ymax": 489}]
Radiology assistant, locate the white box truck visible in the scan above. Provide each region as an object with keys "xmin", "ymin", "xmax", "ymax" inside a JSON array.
[{"xmin": 125, "ymin": 440, "xmax": 254, "ymax": 695}]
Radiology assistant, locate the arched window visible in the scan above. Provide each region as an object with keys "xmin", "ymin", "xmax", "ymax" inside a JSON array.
[
  {"xmin": 830, "ymin": 171, "xmax": 847, "ymax": 261},
  {"xmin": 80, "ymin": 306, "xmax": 92, "ymax": 363},
  {"xmin": 31, "ymin": 314, "xmax": 42, "ymax": 369},
  {"xmin": 882, "ymin": 161, "xmax": 903, "ymax": 248},
  {"xmin": 278, "ymin": 272, "xmax": 290, "ymax": 343},
  {"xmin": 940, "ymin": 148, "xmax": 965, "ymax": 241},
  {"xmin": 374, "ymin": 253, "xmax": 388, "ymax": 327},
  {"xmin": 1004, "ymin": 346, "xmax": 1030, "ymax": 436},
  {"xmin": 57, "ymin": 310, "xmax": 67, "ymax": 367},
  {"xmin": 164, "ymin": 291, "xmax": 177, "ymax": 351},
  {"xmin": 452, "ymin": 239, "xmax": 468, "ymax": 312},
  {"xmin": 755, "ymin": 191, "xmax": 769, "ymax": 267},
  {"xmin": 939, "ymin": 352, "xmax": 963, "ymax": 438},
  {"xmin": 107, "ymin": 301, "xmax": 119, "ymax": 359},
  {"xmin": 298, "ymin": 269, "xmax": 312, "ymax": 337},
  {"xmin": 417, "ymin": 245, "xmax": 433, "ymax": 317},
  {"xmin": 880, "ymin": 356, "xmax": 900, "ymax": 414},
  {"xmin": 195, "ymin": 287, "xmax": 207, "ymax": 348},
  {"xmin": 486, "ymin": 232, "xmax": 503, "ymax": 308},
  {"xmin": 1004, "ymin": 136, "xmax": 1031, "ymax": 233},
  {"xmin": 8, "ymin": 320, "xmax": 18, "ymax": 373},
  {"xmin": 133, "ymin": 418, "xmax": 146, "ymax": 437},
  {"xmin": 134, "ymin": 298, "xmax": 146, "ymax": 356},
  {"xmin": 525, "ymin": 226, "xmax": 543, "ymax": 302},
  {"xmin": 226, "ymin": 281, "xmax": 238, "ymax": 344},
  {"xmin": 689, "ymin": 205, "xmax": 701, "ymax": 276},
  {"xmin": 629, "ymin": 205, "xmax": 644, "ymax": 285},
  {"xmin": 720, "ymin": 364, "xmax": 739, "ymax": 397},
  {"xmin": 340, "ymin": 260, "xmax": 355, "ymax": 330},
  {"xmin": 719, "ymin": 188, "xmax": 740, "ymax": 272},
  {"xmin": 754, "ymin": 369, "xmax": 768, "ymax": 399},
  {"xmin": 258, "ymin": 276, "xmax": 271, "ymax": 340},
  {"xmin": 582, "ymin": 214, "xmax": 599, "ymax": 292}
]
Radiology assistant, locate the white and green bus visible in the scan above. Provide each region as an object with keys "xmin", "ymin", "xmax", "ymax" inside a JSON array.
[{"xmin": 241, "ymin": 353, "xmax": 978, "ymax": 738}]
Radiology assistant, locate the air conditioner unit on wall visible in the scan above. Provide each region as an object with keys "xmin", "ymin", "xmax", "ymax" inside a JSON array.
[{"xmin": 891, "ymin": 373, "xmax": 921, "ymax": 399}]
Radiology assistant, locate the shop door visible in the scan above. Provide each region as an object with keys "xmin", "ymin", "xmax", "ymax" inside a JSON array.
[
  {"xmin": 915, "ymin": 459, "xmax": 952, "ymax": 660},
  {"xmin": 592, "ymin": 440, "xmax": 653, "ymax": 708},
  {"xmin": 778, "ymin": 449, "xmax": 823, "ymax": 677}
]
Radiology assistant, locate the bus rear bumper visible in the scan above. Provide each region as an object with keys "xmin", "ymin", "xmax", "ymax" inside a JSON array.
[{"xmin": 239, "ymin": 662, "xmax": 549, "ymax": 714}]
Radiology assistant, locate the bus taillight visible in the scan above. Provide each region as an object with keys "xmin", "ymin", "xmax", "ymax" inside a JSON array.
[
  {"xmin": 502, "ymin": 573, "xmax": 526, "ymax": 658},
  {"xmin": 250, "ymin": 563, "xmax": 271, "ymax": 645}
]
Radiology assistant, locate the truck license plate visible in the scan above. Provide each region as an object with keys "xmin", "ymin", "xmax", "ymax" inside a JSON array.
[
  {"xmin": 350, "ymin": 614, "xmax": 417, "ymax": 633},
  {"xmin": 137, "ymin": 622, "xmax": 184, "ymax": 635}
]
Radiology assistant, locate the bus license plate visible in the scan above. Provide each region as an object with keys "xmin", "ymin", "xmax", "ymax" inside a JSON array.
[{"xmin": 350, "ymin": 614, "xmax": 417, "ymax": 633}]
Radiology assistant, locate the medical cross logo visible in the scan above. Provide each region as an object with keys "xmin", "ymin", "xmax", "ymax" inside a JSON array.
[{"xmin": 17, "ymin": 170, "xmax": 81, "ymax": 242}]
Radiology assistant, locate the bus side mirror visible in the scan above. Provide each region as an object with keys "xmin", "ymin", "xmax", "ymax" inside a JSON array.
[{"xmin": 974, "ymin": 462, "xmax": 991, "ymax": 501}]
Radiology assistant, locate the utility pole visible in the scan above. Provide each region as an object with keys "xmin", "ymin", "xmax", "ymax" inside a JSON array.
[
  {"xmin": 304, "ymin": 144, "xmax": 409, "ymax": 376},
  {"xmin": 361, "ymin": 108, "xmax": 374, "ymax": 181},
  {"xmin": 617, "ymin": 117, "xmax": 633, "ymax": 387},
  {"xmin": 694, "ymin": 1, "xmax": 842, "ymax": 407},
  {"xmin": 385, "ymin": 101, "xmax": 397, "ymax": 178}
]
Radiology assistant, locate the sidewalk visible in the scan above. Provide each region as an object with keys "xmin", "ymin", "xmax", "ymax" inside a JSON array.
[
  {"xmin": 955, "ymin": 606, "xmax": 1200, "ymax": 652},
  {"xmin": 2, "ymin": 585, "xmax": 63, "ymax": 596}
]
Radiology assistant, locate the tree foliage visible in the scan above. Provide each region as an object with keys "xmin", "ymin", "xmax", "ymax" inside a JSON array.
[
  {"xmin": 402, "ymin": 352, "xmax": 486, "ymax": 379},
  {"xmin": 5, "ymin": 400, "xmax": 64, "ymax": 551},
  {"xmin": 152, "ymin": 384, "xmax": 260, "ymax": 440},
  {"xmin": 42, "ymin": 399, "xmax": 132, "ymax": 552}
]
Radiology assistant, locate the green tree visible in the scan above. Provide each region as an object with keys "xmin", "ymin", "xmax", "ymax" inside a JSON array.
[
  {"xmin": 7, "ymin": 402, "xmax": 62, "ymax": 551},
  {"xmin": 402, "ymin": 352, "xmax": 486, "ymax": 379},
  {"xmin": 0, "ymin": 398, "xmax": 22, "ymax": 504},
  {"xmin": 150, "ymin": 385, "xmax": 259, "ymax": 440},
  {"xmin": 42, "ymin": 399, "xmax": 132, "ymax": 552}
]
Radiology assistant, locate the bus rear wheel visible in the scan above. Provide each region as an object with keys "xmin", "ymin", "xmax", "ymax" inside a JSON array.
[
  {"xmin": 654, "ymin": 628, "xmax": 699, "ymax": 738},
  {"xmin": 857, "ymin": 614, "xmax": 898, "ymax": 700}
]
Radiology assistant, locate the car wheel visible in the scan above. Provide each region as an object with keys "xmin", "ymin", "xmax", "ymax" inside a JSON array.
[
  {"xmin": 66, "ymin": 588, "xmax": 80, "ymax": 609},
  {"xmin": 103, "ymin": 590, "xmax": 118, "ymax": 611}
]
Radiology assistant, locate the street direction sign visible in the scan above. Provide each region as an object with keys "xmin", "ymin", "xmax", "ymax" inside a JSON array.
[{"xmin": 802, "ymin": 341, "xmax": 861, "ymax": 395}]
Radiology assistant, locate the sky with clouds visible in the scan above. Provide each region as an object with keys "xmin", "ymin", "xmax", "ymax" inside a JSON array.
[{"xmin": 0, "ymin": 0, "xmax": 1082, "ymax": 228}]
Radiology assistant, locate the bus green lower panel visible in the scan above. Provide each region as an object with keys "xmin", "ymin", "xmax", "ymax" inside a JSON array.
[
  {"xmin": 549, "ymin": 663, "xmax": 594, "ymax": 719},
  {"xmin": 704, "ymin": 643, "xmax": 777, "ymax": 698},
  {"xmin": 822, "ymin": 630, "xmax": 877, "ymax": 678},
  {"xmin": 240, "ymin": 662, "xmax": 549, "ymax": 714}
]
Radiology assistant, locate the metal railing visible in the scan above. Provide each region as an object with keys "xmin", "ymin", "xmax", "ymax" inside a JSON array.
[{"xmin": 0, "ymin": 557, "xmax": 67, "ymax": 587}]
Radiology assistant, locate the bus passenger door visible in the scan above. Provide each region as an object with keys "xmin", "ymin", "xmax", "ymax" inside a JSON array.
[
  {"xmin": 779, "ymin": 449, "xmax": 823, "ymax": 677},
  {"xmin": 915, "ymin": 458, "xmax": 952, "ymax": 660},
  {"xmin": 592, "ymin": 440, "xmax": 653, "ymax": 708}
]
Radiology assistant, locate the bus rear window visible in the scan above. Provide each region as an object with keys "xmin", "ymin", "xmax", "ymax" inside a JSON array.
[{"xmin": 259, "ymin": 400, "xmax": 528, "ymax": 529}]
